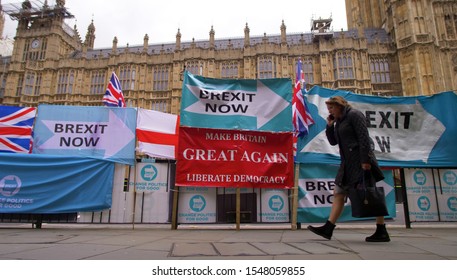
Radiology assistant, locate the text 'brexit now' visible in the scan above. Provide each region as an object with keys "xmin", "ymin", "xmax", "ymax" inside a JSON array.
[
  {"xmin": 54, "ymin": 123, "xmax": 108, "ymax": 134},
  {"xmin": 199, "ymin": 90, "xmax": 256, "ymax": 102}
]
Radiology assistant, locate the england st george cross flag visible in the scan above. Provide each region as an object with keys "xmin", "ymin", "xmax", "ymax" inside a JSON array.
[{"xmin": 136, "ymin": 108, "xmax": 179, "ymax": 159}]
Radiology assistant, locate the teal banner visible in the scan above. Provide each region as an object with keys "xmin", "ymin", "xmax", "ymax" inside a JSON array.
[
  {"xmin": 0, "ymin": 153, "xmax": 114, "ymax": 213},
  {"xmin": 297, "ymin": 87, "xmax": 457, "ymax": 167},
  {"xmin": 297, "ymin": 164, "xmax": 396, "ymax": 223},
  {"xmin": 180, "ymin": 72, "xmax": 292, "ymax": 132}
]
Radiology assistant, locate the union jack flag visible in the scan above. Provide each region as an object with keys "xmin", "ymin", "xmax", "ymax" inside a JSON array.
[
  {"xmin": 292, "ymin": 59, "xmax": 314, "ymax": 138},
  {"xmin": 0, "ymin": 106, "xmax": 36, "ymax": 153},
  {"xmin": 103, "ymin": 72, "xmax": 126, "ymax": 107}
]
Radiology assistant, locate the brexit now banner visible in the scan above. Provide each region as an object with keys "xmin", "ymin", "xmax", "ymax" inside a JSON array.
[
  {"xmin": 176, "ymin": 127, "xmax": 294, "ymax": 188},
  {"xmin": 0, "ymin": 153, "xmax": 114, "ymax": 213},
  {"xmin": 297, "ymin": 87, "xmax": 457, "ymax": 168},
  {"xmin": 297, "ymin": 164, "xmax": 396, "ymax": 223},
  {"xmin": 32, "ymin": 105, "xmax": 137, "ymax": 165},
  {"xmin": 180, "ymin": 71, "xmax": 292, "ymax": 132}
]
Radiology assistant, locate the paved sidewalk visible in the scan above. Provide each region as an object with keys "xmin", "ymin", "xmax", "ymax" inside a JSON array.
[{"xmin": 0, "ymin": 222, "xmax": 456, "ymax": 260}]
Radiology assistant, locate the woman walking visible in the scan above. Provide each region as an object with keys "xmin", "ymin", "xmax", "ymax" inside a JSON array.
[{"xmin": 307, "ymin": 96, "xmax": 390, "ymax": 242}]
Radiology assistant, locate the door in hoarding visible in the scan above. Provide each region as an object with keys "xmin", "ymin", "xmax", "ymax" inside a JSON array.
[{"xmin": 216, "ymin": 191, "xmax": 257, "ymax": 223}]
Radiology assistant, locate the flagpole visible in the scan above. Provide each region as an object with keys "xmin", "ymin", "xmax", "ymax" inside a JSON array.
[
  {"xmin": 291, "ymin": 59, "xmax": 301, "ymax": 230},
  {"xmin": 131, "ymin": 95, "xmax": 140, "ymax": 230},
  {"xmin": 236, "ymin": 188, "xmax": 241, "ymax": 231},
  {"xmin": 131, "ymin": 162, "xmax": 138, "ymax": 229},
  {"xmin": 291, "ymin": 163, "xmax": 299, "ymax": 230},
  {"xmin": 171, "ymin": 184, "xmax": 179, "ymax": 230},
  {"xmin": 123, "ymin": 164, "xmax": 132, "ymax": 224},
  {"xmin": 290, "ymin": 58, "xmax": 313, "ymax": 229}
]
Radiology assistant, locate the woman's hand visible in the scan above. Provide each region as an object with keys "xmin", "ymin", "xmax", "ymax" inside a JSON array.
[{"xmin": 327, "ymin": 115, "xmax": 335, "ymax": 126}]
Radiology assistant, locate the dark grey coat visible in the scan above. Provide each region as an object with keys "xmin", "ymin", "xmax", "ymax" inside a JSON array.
[{"xmin": 325, "ymin": 106, "xmax": 384, "ymax": 189}]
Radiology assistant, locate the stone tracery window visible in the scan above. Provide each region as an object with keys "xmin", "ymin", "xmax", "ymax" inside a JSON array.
[
  {"xmin": 151, "ymin": 101, "xmax": 167, "ymax": 112},
  {"xmin": 302, "ymin": 57, "xmax": 314, "ymax": 85},
  {"xmin": 370, "ymin": 57, "xmax": 391, "ymax": 83},
  {"xmin": 186, "ymin": 61, "xmax": 202, "ymax": 75},
  {"xmin": 24, "ymin": 72, "xmax": 35, "ymax": 95},
  {"xmin": 119, "ymin": 65, "xmax": 136, "ymax": 91},
  {"xmin": 16, "ymin": 74, "xmax": 24, "ymax": 97},
  {"xmin": 90, "ymin": 70, "xmax": 106, "ymax": 95},
  {"xmin": 57, "ymin": 70, "xmax": 75, "ymax": 94},
  {"xmin": 221, "ymin": 61, "xmax": 239, "ymax": 79},
  {"xmin": 333, "ymin": 51, "xmax": 354, "ymax": 79},
  {"xmin": 33, "ymin": 73, "xmax": 42, "ymax": 96},
  {"xmin": 153, "ymin": 66, "xmax": 170, "ymax": 91},
  {"xmin": 258, "ymin": 56, "xmax": 274, "ymax": 79}
]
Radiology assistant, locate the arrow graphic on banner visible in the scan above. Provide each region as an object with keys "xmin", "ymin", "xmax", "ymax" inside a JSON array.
[
  {"xmin": 39, "ymin": 110, "xmax": 134, "ymax": 158},
  {"xmin": 270, "ymin": 196, "xmax": 284, "ymax": 211},
  {"xmin": 184, "ymin": 80, "xmax": 289, "ymax": 129},
  {"xmin": 298, "ymin": 178, "xmax": 394, "ymax": 208},
  {"xmin": 301, "ymin": 95, "xmax": 445, "ymax": 163}
]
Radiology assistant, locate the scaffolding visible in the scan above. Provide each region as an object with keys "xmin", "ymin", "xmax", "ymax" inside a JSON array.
[
  {"xmin": 311, "ymin": 16, "xmax": 334, "ymax": 42},
  {"xmin": 2, "ymin": 0, "xmax": 74, "ymax": 21}
]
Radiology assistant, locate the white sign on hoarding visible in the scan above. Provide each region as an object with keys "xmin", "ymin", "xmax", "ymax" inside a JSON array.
[
  {"xmin": 134, "ymin": 162, "xmax": 168, "ymax": 192},
  {"xmin": 258, "ymin": 189, "xmax": 289, "ymax": 223},
  {"xmin": 178, "ymin": 187, "xmax": 217, "ymax": 223},
  {"xmin": 404, "ymin": 168, "xmax": 439, "ymax": 222},
  {"xmin": 437, "ymin": 169, "xmax": 457, "ymax": 221},
  {"xmin": 132, "ymin": 162, "xmax": 170, "ymax": 223}
]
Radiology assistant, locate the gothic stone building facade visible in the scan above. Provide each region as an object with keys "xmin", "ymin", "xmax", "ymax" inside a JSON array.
[{"xmin": 0, "ymin": 0, "xmax": 456, "ymax": 115}]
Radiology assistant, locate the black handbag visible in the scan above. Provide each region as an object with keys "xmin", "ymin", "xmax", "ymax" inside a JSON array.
[{"xmin": 348, "ymin": 171, "xmax": 389, "ymax": 218}]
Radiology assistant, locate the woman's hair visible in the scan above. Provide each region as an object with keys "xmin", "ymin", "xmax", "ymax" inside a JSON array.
[{"xmin": 325, "ymin": 95, "xmax": 351, "ymax": 108}]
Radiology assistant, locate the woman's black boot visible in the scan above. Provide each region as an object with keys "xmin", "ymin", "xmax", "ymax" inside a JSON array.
[
  {"xmin": 307, "ymin": 220, "xmax": 335, "ymax": 240},
  {"xmin": 365, "ymin": 224, "xmax": 390, "ymax": 242}
]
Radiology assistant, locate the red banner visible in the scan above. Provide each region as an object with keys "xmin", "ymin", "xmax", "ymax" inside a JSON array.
[{"xmin": 176, "ymin": 127, "xmax": 293, "ymax": 188}]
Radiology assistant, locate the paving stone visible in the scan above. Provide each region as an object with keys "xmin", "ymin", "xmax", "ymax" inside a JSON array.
[
  {"xmin": 289, "ymin": 242, "xmax": 352, "ymax": 255},
  {"xmin": 213, "ymin": 242, "xmax": 267, "ymax": 256},
  {"xmin": 251, "ymin": 242, "xmax": 309, "ymax": 255},
  {"xmin": 1, "ymin": 243, "xmax": 125, "ymax": 260},
  {"xmin": 171, "ymin": 242, "xmax": 218, "ymax": 257},
  {"xmin": 87, "ymin": 248, "xmax": 171, "ymax": 260}
]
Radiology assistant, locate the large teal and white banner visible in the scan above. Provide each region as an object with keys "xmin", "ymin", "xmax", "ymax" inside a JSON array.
[
  {"xmin": 297, "ymin": 87, "xmax": 457, "ymax": 167},
  {"xmin": 180, "ymin": 72, "xmax": 292, "ymax": 132},
  {"xmin": 33, "ymin": 105, "xmax": 137, "ymax": 165},
  {"xmin": 0, "ymin": 153, "xmax": 114, "ymax": 213},
  {"xmin": 297, "ymin": 164, "xmax": 396, "ymax": 223}
]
